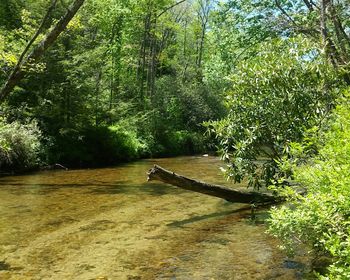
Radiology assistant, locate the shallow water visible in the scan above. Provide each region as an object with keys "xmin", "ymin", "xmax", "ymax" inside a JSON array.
[{"xmin": 0, "ymin": 156, "xmax": 311, "ymax": 279}]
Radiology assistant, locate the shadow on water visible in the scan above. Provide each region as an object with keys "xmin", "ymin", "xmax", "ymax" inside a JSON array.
[
  {"xmin": 0, "ymin": 261, "xmax": 10, "ymax": 271},
  {"xmin": 89, "ymin": 182, "xmax": 181, "ymax": 196},
  {"xmin": 167, "ymin": 206, "xmax": 253, "ymax": 227},
  {"xmin": 0, "ymin": 181, "xmax": 131, "ymax": 188},
  {"xmin": 0, "ymin": 181, "xmax": 181, "ymax": 196}
]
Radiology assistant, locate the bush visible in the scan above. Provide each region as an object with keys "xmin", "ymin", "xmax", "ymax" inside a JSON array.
[
  {"xmin": 208, "ymin": 37, "xmax": 337, "ymax": 188},
  {"xmin": 268, "ymin": 97, "xmax": 350, "ymax": 279},
  {"xmin": 0, "ymin": 119, "xmax": 42, "ymax": 171}
]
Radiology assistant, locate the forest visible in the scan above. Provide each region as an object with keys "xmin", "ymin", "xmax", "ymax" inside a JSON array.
[{"xmin": 1, "ymin": 0, "xmax": 350, "ymax": 278}]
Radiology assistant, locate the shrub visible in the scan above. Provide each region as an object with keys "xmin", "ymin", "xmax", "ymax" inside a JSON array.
[
  {"xmin": 268, "ymin": 97, "xmax": 350, "ymax": 279},
  {"xmin": 0, "ymin": 119, "xmax": 42, "ymax": 171},
  {"xmin": 208, "ymin": 37, "xmax": 337, "ymax": 188}
]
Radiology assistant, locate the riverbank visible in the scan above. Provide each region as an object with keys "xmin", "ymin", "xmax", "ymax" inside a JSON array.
[
  {"xmin": 0, "ymin": 117, "xmax": 214, "ymax": 176},
  {"xmin": 0, "ymin": 152, "xmax": 217, "ymax": 178}
]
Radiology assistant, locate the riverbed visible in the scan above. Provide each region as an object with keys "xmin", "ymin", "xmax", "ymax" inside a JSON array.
[{"xmin": 0, "ymin": 156, "xmax": 310, "ymax": 279}]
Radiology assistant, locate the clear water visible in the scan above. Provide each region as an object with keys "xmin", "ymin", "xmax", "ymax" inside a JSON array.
[{"xmin": 0, "ymin": 156, "xmax": 311, "ymax": 279}]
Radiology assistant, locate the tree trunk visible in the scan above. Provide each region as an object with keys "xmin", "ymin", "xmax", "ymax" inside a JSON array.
[
  {"xmin": 320, "ymin": 0, "xmax": 338, "ymax": 68},
  {"xmin": 147, "ymin": 165, "xmax": 278, "ymax": 204},
  {"xmin": 138, "ymin": 12, "xmax": 151, "ymax": 103},
  {"xmin": 0, "ymin": 0, "xmax": 86, "ymax": 103}
]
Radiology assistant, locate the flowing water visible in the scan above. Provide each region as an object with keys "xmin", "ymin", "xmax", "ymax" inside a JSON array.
[{"xmin": 0, "ymin": 156, "xmax": 311, "ymax": 280}]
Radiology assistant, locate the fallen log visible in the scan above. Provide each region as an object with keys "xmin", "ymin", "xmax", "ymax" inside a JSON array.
[{"xmin": 147, "ymin": 165, "xmax": 278, "ymax": 204}]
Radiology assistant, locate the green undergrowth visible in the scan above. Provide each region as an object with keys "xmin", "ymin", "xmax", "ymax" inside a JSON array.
[
  {"xmin": 268, "ymin": 95, "xmax": 350, "ymax": 279},
  {"xmin": 47, "ymin": 126, "xmax": 209, "ymax": 168},
  {"xmin": 0, "ymin": 118, "xmax": 42, "ymax": 171},
  {"xmin": 0, "ymin": 117, "xmax": 210, "ymax": 171}
]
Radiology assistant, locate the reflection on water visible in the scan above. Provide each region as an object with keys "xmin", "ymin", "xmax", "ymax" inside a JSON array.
[{"xmin": 0, "ymin": 156, "xmax": 311, "ymax": 279}]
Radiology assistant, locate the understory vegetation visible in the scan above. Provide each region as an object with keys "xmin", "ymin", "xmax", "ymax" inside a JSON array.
[
  {"xmin": 1, "ymin": 0, "xmax": 350, "ymax": 278},
  {"xmin": 0, "ymin": 118, "xmax": 41, "ymax": 171},
  {"xmin": 269, "ymin": 98, "xmax": 350, "ymax": 279}
]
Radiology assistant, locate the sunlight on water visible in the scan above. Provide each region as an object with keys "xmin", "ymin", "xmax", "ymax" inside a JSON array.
[{"xmin": 0, "ymin": 156, "xmax": 311, "ymax": 279}]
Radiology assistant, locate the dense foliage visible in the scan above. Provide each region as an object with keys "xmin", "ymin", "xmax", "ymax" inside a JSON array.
[
  {"xmin": 0, "ymin": 0, "xmax": 224, "ymax": 169},
  {"xmin": 2, "ymin": 0, "xmax": 350, "ymax": 277},
  {"xmin": 0, "ymin": 119, "xmax": 41, "ymax": 171},
  {"xmin": 208, "ymin": 37, "xmax": 336, "ymax": 188},
  {"xmin": 269, "ymin": 97, "xmax": 350, "ymax": 279},
  {"xmin": 205, "ymin": 1, "xmax": 350, "ymax": 277}
]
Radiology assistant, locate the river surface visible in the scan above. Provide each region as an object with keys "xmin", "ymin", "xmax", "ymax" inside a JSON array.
[{"xmin": 0, "ymin": 156, "xmax": 311, "ymax": 279}]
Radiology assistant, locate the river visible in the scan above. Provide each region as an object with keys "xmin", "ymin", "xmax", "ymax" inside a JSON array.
[{"xmin": 0, "ymin": 156, "xmax": 311, "ymax": 279}]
